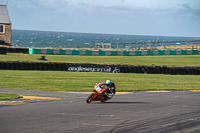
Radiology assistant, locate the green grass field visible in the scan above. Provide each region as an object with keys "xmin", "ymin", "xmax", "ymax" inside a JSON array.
[
  {"xmin": 0, "ymin": 53, "xmax": 200, "ymax": 93},
  {"xmin": 1, "ymin": 53, "xmax": 200, "ymax": 66},
  {"xmin": 0, "ymin": 70, "xmax": 199, "ymax": 92},
  {"xmin": 0, "ymin": 93, "xmax": 22, "ymax": 100}
]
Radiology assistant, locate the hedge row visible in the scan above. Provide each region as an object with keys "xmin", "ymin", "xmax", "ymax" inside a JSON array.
[
  {"xmin": 0, "ymin": 61, "xmax": 199, "ymax": 75},
  {"xmin": 0, "ymin": 47, "xmax": 6, "ymax": 54},
  {"xmin": 6, "ymin": 48, "xmax": 29, "ymax": 53},
  {"xmin": 0, "ymin": 47, "xmax": 29, "ymax": 54}
]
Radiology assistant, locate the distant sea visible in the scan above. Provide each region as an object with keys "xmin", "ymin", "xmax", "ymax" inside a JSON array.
[{"xmin": 11, "ymin": 29, "xmax": 200, "ymax": 49}]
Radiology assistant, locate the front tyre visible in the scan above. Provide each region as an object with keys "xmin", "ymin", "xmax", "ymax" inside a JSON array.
[{"xmin": 86, "ymin": 93, "xmax": 95, "ymax": 103}]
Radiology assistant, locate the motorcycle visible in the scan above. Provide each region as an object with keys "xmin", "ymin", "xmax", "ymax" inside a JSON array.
[{"xmin": 86, "ymin": 83, "xmax": 115, "ymax": 103}]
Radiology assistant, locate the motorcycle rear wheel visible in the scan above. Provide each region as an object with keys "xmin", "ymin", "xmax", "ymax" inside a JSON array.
[
  {"xmin": 101, "ymin": 97, "xmax": 107, "ymax": 103},
  {"xmin": 86, "ymin": 93, "xmax": 95, "ymax": 103}
]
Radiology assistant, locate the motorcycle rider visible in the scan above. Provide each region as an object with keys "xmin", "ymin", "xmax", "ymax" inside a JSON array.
[{"xmin": 104, "ymin": 79, "xmax": 116, "ymax": 100}]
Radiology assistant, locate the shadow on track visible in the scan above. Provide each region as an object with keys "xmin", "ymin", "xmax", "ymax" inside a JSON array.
[{"xmin": 91, "ymin": 102, "xmax": 148, "ymax": 104}]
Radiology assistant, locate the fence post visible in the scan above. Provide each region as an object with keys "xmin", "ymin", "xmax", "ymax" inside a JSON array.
[
  {"xmin": 192, "ymin": 40, "xmax": 195, "ymax": 49},
  {"xmin": 117, "ymin": 43, "xmax": 119, "ymax": 49},
  {"xmin": 199, "ymin": 40, "xmax": 200, "ymax": 49},
  {"xmin": 168, "ymin": 41, "xmax": 170, "ymax": 47},
  {"xmin": 193, "ymin": 40, "xmax": 194, "ymax": 47},
  {"xmin": 129, "ymin": 43, "xmax": 131, "ymax": 49}
]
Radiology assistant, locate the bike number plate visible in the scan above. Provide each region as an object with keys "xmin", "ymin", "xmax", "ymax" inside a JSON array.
[{"xmin": 96, "ymin": 86, "xmax": 102, "ymax": 92}]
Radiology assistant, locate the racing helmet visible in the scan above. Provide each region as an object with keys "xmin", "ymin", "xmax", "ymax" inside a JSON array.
[{"xmin": 106, "ymin": 80, "xmax": 112, "ymax": 88}]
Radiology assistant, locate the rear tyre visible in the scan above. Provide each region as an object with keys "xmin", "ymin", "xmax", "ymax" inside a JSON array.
[
  {"xmin": 101, "ymin": 97, "xmax": 107, "ymax": 103},
  {"xmin": 86, "ymin": 93, "xmax": 95, "ymax": 103}
]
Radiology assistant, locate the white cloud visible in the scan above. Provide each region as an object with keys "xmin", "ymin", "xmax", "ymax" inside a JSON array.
[
  {"xmin": 34, "ymin": 0, "xmax": 68, "ymax": 8},
  {"xmin": 3, "ymin": 0, "xmax": 200, "ymax": 36}
]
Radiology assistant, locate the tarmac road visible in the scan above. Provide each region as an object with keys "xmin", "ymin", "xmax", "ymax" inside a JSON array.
[{"xmin": 0, "ymin": 88, "xmax": 200, "ymax": 133}]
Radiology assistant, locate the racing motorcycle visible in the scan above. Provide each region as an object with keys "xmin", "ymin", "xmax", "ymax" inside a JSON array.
[{"xmin": 86, "ymin": 83, "xmax": 115, "ymax": 103}]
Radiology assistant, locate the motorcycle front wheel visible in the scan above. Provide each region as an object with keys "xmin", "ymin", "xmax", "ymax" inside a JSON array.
[{"xmin": 86, "ymin": 93, "xmax": 95, "ymax": 103}]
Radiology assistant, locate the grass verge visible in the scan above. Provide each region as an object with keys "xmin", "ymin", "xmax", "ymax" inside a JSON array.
[
  {"xmin": 0, "ymin": 70, "xmax": 199, "ymax": 92},
  {"xmin": 0, "ymin": 53, "xmax": 200, "ymax": 67},
  {"xmin": 0, "ymin": 93, "xmax": 22, "ymax": 100}
]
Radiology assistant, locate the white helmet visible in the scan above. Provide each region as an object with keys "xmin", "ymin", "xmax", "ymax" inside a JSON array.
[{"xmin": 106, "ymin": 80, "xmax": 111, "ymax": 88}]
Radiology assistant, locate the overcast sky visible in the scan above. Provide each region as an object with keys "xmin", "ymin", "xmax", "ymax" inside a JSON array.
[{"xmin": 1, "ymin": 0, "xmax": 200, "ymax": 37}]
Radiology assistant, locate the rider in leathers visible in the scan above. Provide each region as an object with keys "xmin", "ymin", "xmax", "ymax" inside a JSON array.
[{"xmin": 103, "ymin": 79, "xmax": 116, "ymax": 100}]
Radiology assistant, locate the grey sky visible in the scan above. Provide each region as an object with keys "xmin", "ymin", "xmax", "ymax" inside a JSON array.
[{"xmin": 1, "ymin": 0, "xmax": 200, "ymax": 37}]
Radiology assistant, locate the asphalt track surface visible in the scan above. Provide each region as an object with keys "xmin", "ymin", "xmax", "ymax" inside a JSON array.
[{"xmin": 0, "ymin": 88, "xmax": 200, "ymax": 133}]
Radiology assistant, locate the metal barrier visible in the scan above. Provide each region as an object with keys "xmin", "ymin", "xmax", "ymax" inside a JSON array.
[
  {"xmin": 95, "ymin": 40, "xmax": 200, "ymax": 49},
  {"xmin": 29, "ymin": 48, "xmax": 200, "ymax": 56}
]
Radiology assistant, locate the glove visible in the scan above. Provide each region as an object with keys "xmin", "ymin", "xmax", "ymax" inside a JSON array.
[{"xmin": 104, "ymin": 92, "xmax": 108, "ymax": 96}]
